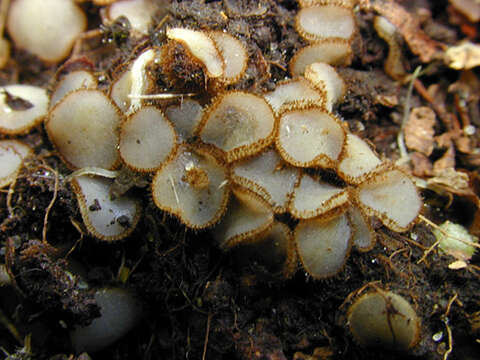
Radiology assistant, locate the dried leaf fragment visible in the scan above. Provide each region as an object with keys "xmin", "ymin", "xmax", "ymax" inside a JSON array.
[
  {"xmin": 404, "ymin": 107, "xmax": 436, "ymax": 156},
  {"xmin": 444, "ymin": 42, "xmax": 480, "ymax": 70}
]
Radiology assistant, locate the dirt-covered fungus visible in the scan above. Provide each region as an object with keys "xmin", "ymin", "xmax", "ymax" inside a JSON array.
[
  {"xmin": 50, "ymin": 70, "xmax": 98, "ymax": 109},
  {"xmin": 0, "ymin": 84, "xmax": 49, "ymax": 135},
  {"xmin": 119, "ymin": 106, "xmax": 176, "ymax": 172},
  {"xmin": 71, "ymin": 175, "xmax": 142, "ymax": 241},
  {"xmin": 295, "ymin": 212, "xmax": 352, "ymax": 279},
  {"xmin": 46, "ymin": 89, "xmax": 122, "ymax": 169},
  {"xmin": 106, "ymin": 0, "xmax": 164, "ymax": 36},
  {"xmin": 151, "ymin": 145, "xmax": 229, "ymax": 229},
  {"xmin": 295, "ymin": 5, "xmax": 355, "ymax": 42},
  {"xmin": 276, "ymin": 106, "xmax": 346, "ymax": 168},
  {"xmin": 304, "ymin": 62, "xmax": 345, "ymax": 111},
  {"xmin": 347, "ymin": 290, "xmax": 421, "ymax": 350},
  {"xmin": 166, "ymin": 28, "xmax": 224, "ymax": 78},
  {"xmin": 231, "ymin": 149, "xmax": 299, "ymax": 213},
  {"xmin": 198, "ymin": 91, "xmax": 276, "ymax": 162},
  {"xmin": 356, "ymin": 169, "xmax": 421, "ymax": 232},
  {"xmin": 7, "ymin": 0, "xmax": 87, "ymax": 62},
  {"xmin": 0, "ymin": 140, "xmax": 32, "ymax": 188}
]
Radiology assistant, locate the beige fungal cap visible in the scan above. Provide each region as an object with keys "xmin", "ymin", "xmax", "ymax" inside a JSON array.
[
  {"xmin": 264, "ymin": 78, "xmax": 326, "ymax": 114},
  {"xmin": 348, "ymin": 206, "xmax": 375, "ymax": 251},
  {"xmin": 165, "ymin": 99, "xmax": 203, "ymax": 141},
  {"xmin": 213, "ymin": 186, "xmax": 274, "ymax": 249},
  {"xmin": 209, "ymin": 31, "xmax": 248, "ymax": 84},
  {"xmin": 0, "ymin": 140, "xmax": 32, "ymax": 188},
  {"xmin": 357, "ymin": 169, "xmax": 421, "ymax": 232},
  {"xmin": 0, "ymin": 85, "xmax": 49, "ymax": 135},
  {"xmin": 296, "ymin": 5, "xmax": 355, "ymax": 42},
  {"xmin": 231, "ymin": 149, "xmax": 299, "ymax": 213},
  {"xmin": 7, "ymin": 0, "xmax": 87, "ymax": 62},
  {"xmin": 289, "ymin": 174, "xmax": 349, "ymax": 219},
  {"xmin": 46, "ymin": 89, "xmax": 121, "ymax": 170},
  {"xmin": 304, "ymin": 62, "xmax": 346, "ymax": 111},
  {"xmin": 166, "ymin": 28, "xmax": 224, "ymax": 78},
  {"xmin": 295, "ymin": 213, "xmax": 352, "ymax": 279},
  {"xmin": 72, "ymin": 175, "xmax": 141, "ymax": 241},
  {"xmin": 152, "ymin": 145, "xmax": 229, "ymax": 229},
  {"xmin": 119, "ymin": 106, "xmax": 177, "ymax": 172},
  {"xmin": 107, "ymin": 0, "xmax": 163, "ymax": 35},
  {"xmin": 298, "ymin": 0, "xmax": 356, "ymax": 8},
  {"xmin": 199, "ymin": 92, "xmax": 276, "ymax": 162},
  {"xmin": 276, "ymin": 107, "xmax": 346, "ymax": 168},
  {"xmin": 290, "ymin": 40, "xmax": 353, "ymax": 76},
  {"xmin": 50, "ymin": 70, "xmax": 97, "ymax": 108},
  {"xmin": 338, "ymin": 134, "xmax": 384, "ymax": 184}
]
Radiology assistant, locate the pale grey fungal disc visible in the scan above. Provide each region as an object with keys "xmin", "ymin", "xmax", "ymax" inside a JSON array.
[
  {"xmin": 295, "ymin": 212, "xmax": 352, "ymax": 279},
  {"xmin": 296, "ymin": 5, "xmax": 355, "ymax": 42},
  {"xmin": 72, "ymin": 175, "xmax": 142, "ymax": 241},
  {"xmin": 338, "ymin": 134, "xmax": 385, "ymax": 184},
  {"xmin": 289, "ymin": 174, "xmax": 349, "ymax": 219},
  {"xmin": 209, "ymin": 31, "xmax": 248, "ymax": 84},
  {"xmin": 50, "ymin": 70, "xmax": 97, "ymax": 108},
  {"xmin": 199, "ymin": 92, "xmax": 276, "ymax": 162},
  {"xmin": 348, "ymin": 206, "xmax": 376, "ymax": 252},
  {"xmin": 0, "ymin": 84, "xmax": 49, "ymax": 135},
  {"xmin": 119, "ymin": 106, "xmax": 177, "ymax": 172},
  {"xmin": 165, "ymin": 99, "xmax": 203, "ymax": 141},
  {"xmin": 264, "ymin": 78, "xmax": 326, "ymax": 114},
  {"xmin": 214, "ymin": 186, "xmax": 274, "ymax": 249},
  {"xmin": 356, "ymin": 169, "xmax": 421, "ymax": 232},
  {"xmin": 231, "ymin": 149, "xmax": 299, "ymax": 213},
  {"xmin": 107, "ymin": 0, "xmax": 163, "ymax": 35},
  {"xmin": 276, "ymin": 106, "xmax": 346, "ymax": 168},
  {"xmin": 0, "ymin": 140, "xmax": 32, "ymax": 188},
  {"xmin": 347, "ymin": 290, "xmax": 421, "ymax": 350},
  {"xmin": 151, "ymin": 145, "xmax": 229, "ymax": 229},
  {"xmin": 46, "ymin": 89, "xmax": 122, "ymax": 170}
]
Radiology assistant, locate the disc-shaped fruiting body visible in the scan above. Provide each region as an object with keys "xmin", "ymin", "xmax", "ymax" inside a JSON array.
[
  {"xmin": 347, "ymin": 290, "xmax": 421, "ymax": 350},
  {"xmin": 348, "ymin": 206, "xmax": 376, "ymax": 252},
  {"xmin": 214, "ymin": 186, "xmax": 274, "ymax": 249},
  {"xmin": 289, "ymin": 173, "xmax": 349, "ymax": 219},
  {"xmin": 356, "ymin": 169, "xmax": 421, "ymax": 232},
  {"xmin": 264, "ymin": 78, "xmax": 326, "ymax": 114},
  {"xmin": 209, "ymin": 31, "xmax": 248, "ymax": 84},
  {"xmin": 0, "ymin": 140, "xmax": 32, "ymax": 188},
  {"xmin": 295, "ymin": 5, "xmax": 355, "ymax": 42},
  {"xmin": 166, "ymin": 28, "xmax": 224, "ymax": 78},
  {"xmin": 0, "ymin": 85, "xmax": 49, "ymax": 135},
  {"xmin": 290, "ymin": 39, "xmax": 353, "ymax": 76},
  {"xmin": 298, "ymin": 0, "xmax": 356, "ymax": 8},
  {"xmin": 304, "ymin": 62, "xmax": 346, "ymax": 111},
  {"xmin": 295, "ymin": 212, "xmax": 352, "ymax": 279},
  {"xmin": 72, "ymin": 175, "xmax": 142, "ymax": 241},
  {"xmin": 106, "ymin": 0, "xmax": 163, "ymax": 36},
  {"xmin": 231, "ymin": 149, "xmax": 300, "ymax": 214},
  {"xmin": 165, "ymin": 99, "xmax": 203, "ymax": 141},
  {"xmin": 337, "ymin": 134, "xmax": 385, "ymax": 184},
  {"xmin": 198, "ymin": 91, "xmax": 276, "ymax": 162},
  {"xmin": 119, "ymin": 106, "xmax": 177, "ymax": 172},
  {"xmin": 7, "ymin": 0, "xmax": 87, "ymax": 62},
  {"xmin": 46, "ymin": 89, "xmax": 122, "ymax": 170},
  {"xmin": 50, "ymin": 70, "xmax": 98, "ymax": 108},
  {"xmin": 276, "ymin": 106, "xmax": 346, "ymax": 168},
  {"xmin": 151, "ymin": 145, "xmax": 229, "ymax": 229}
]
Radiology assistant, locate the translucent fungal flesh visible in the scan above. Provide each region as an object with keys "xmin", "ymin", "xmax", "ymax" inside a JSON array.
[
  {"xmin": 166, "ymin": 28, "xmax": 224, "ymax": 78},
  {"xmin": 7, "ymin": 0, "xmax": 87, "ymax": 62},
  {"xmin": 0, "ymin": 84, "xmax": 49, "ymax": 135},
  {"xmin": 165, "ymin": 99, "xmax": 203, "ymax": 141},
  {"xmin": 107, "ymin": 0, "xmax": 163, "ymax": 35},
  {"xmin": 289, "ymin": 174, "xmax": 349, "ymax": 219},
  {"xmin": 209, "ymin": 31, "xmax": 248, "ymax": 83},
  {"xmin": 357, "ymin": 169, "xmax": 421, "ymax": 232},
  {"xmin": 231, "ymin": 149, "xmax": 299, "ymax": 213},
  {"xmin": 347, "ymin": 291, "xmax": 421, "ymax": 350},
  {"xmin": 295, "ymin": 212, "xmax": 352, "ymax": 279},
  {"xmin": 199, "ymin": 92, "xmax": 276, "ymax": 162},
  {"xmin": 304, "ymin": 62, "xmax": 345, "ymax": 111},
  {"xmin": 46, "ymin": 89, "xmax": 122, "ymax": 170},
  {"xmin": 276, "ymin": 107, "xmax": 345, "ymax": 168},
  {"xmin": 214, "ymin": 186, "xmax": 274, "ymax": 249},
  {"xmin": 72, "ymin": 175, "xmax": 142, "ymax": 241},
  {"xmin": 296, "ymin": 5, "xmax": 355, "ymax": 42},
  {"xmin": 119, "ymin": 106, "xmax": 177, "ymax": 172},
  {"xmin": 349, "ymin": 206, "xmax": 376, "ymax": 252},
  {"xmin": 50, "ymin": 70, "xmax": 97, "ymax": 108},
  {"xmin": 0, "ymin": 140, "xmax": 32, "ymax": 188},
  {"xmin": 151, "ymin": 145, "xmax": 229, "ymax": 229}
]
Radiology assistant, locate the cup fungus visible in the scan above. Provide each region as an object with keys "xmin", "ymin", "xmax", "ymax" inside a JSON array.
[
  {"xmin": 7, "ymin": 0, "xmax": 87, "ymax": 62},
  {"xmin": 165, "ymin": 99, "xmax": 203, "ymax": 141},
  {"xmin": 209, "ymin": 31, "xmax": 248, "ymax": 84},
  {"xmin": 0, "ymin": 85, "xmax": 49, "ymax": 135},
  {"xmin": 0, "ymin": 139, "xmax": 32, "ymax": 188},
  {"xmin": 304, "ymin": 62, "xmax": 346, "ymax": 111},
  {"xmin": 347, "ymin": 289, "xmax": 421, "ymax": 350},
  {"xmin": 50, "ymin": 70, "xmax": 98, "ymax": 109}
]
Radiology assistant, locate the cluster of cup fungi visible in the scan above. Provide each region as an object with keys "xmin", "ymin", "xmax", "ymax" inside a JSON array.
[{"xmin": 0, "ymin": 0, "xmax": 425, "ymax": 352}]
